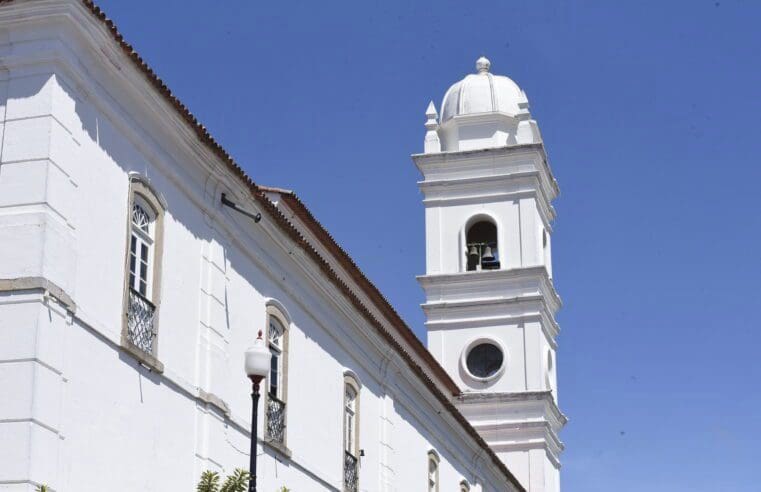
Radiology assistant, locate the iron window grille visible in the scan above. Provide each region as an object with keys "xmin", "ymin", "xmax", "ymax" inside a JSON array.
[
  {"xmin": 127, "ymin": 287, "xmax": 156, "ymax": 354},
  {"xmin": 344, "ymin": 450, "xmax": 359, "ymax": 492},
  {"xmin": 265, "ymin": 393, "xmax": 286, "ymax": 444}
]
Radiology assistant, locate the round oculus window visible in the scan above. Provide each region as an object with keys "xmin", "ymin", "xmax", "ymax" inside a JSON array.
[{"xmin": 466, "ymin": 343, "xmax": 504, "ymax": 379}]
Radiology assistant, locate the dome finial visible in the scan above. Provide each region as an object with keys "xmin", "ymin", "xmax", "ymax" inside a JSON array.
[{"xmin": 476, "ymin": 56, "xmax": 491, "ymax": 74}]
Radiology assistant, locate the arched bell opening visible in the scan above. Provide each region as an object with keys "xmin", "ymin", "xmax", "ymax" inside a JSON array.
[{"xmin": 465, "ymin": 219, "xmax": 500, "ymax": 271}]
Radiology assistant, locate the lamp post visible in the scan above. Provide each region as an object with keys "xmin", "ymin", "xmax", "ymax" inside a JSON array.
[{"xmin": 244, "ymin": 330, "xmax": 272, "ymax": 492}]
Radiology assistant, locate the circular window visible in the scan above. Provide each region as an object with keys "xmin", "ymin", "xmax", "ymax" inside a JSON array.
[{"xmin": 465, "ymin": 343, "xmax": 504, "ymax": 379}]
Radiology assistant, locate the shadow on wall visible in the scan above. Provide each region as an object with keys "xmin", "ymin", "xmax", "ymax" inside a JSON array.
[
  {"xmin": 44, "ymin": 69, "xmax": 428, "ymax": 478},
  {"xmin": 1, "ymin": 57, "xmax": 503, "ymax": 489},
  {"xmin": 0, "ymin": 73, "xmax": 319, "ymax": 426}
]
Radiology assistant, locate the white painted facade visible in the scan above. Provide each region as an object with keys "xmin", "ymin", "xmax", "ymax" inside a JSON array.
[
  {"xmin": 0, "ymin": 2, "xmax": 525, "ymax": 491},
  {"xmin": 416, "ymin": 58, "xmax": 566, "ymax": 491}
]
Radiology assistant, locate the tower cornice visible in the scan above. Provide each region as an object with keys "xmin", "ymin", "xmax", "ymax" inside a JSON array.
[
  {"xmin": 418, "ymin": 266, "xmax": 561, "ymax": 343},
  {"xmin": 418, "ymin": 266, "xmax": 561, "ymax": 314},
  {"xmin": 419, "ymin": 171, "xmax": 557, "ymax": 231},
  {"xmin": 412, "ymin": 143, "xmax": 559, "ymax": 201},
  {"xmin": 456, "ymin": 391, "xmax": 567, "ymax": 466}
]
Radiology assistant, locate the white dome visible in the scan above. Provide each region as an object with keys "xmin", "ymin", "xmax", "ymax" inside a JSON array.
[{"xmin": 440, "ymin": 57, "xmax": 528, "ymax": 123}]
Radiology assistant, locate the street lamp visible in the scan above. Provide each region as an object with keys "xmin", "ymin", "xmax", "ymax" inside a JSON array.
[{"xmin": 244, "ymin": 330, "xmax": 272, "ymax": 492}]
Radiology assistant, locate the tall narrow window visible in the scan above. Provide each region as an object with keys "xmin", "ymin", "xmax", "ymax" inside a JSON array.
[
  {"xmin": 122, "ymin": 177, "xmax": 165, "ymax": 367},
  {"xmin": 129, "ymin": 197, "xmax": 154, "ymax": 298},
  {"xmin": 343, "ymin": 375, "xmax": 360, "ymax": 492},
  {"xmin": 345, "ymin": 385, "xmax": 357, "ymax": 453},
  {"xmin": 466, "ymin": 219, "xmax": 499, "ymax": 271},
  {"xmin": 428, "ymin": 451, "xmax": 440, "ymax": 492},
  {"xmin": 265, "ymin": 307, "xmax": 288, "ymax": 446}
]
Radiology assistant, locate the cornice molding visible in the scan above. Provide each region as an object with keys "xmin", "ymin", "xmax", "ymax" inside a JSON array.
[
  {"xmin": 422, "ymin": 301, "xmax": 560, "ymax": 344},
  {"xmin": 456, "ymin": 390, "xmax": 567, "ymax": 465},
  {"xmin": 0, "ymin": 276, "xmax": 76, "ymax": 312},
  {"xmin": 419, "ymin": 172, "xmax": 557, "ymax": 229},
  {"xmin": 418, "ymin": 266, "xmax": 561, "ymax": 314},
  {"xmin": 457, "ymin": 390, "xmax": 567, "ymax": 425},
  {"xmin": 412, "ymin": 143, "xmax": 559, "ymax": 201}
]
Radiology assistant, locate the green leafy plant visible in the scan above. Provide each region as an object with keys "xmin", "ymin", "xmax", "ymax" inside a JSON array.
[
  {"xmin": 196, "ymin": 469, "xmax": 250, "ymax": 492},
  {"xmin": 196, "ymin": 471, "xmax": 220, "ymax": 492},
  {"xmin": 220, "ymin": 469, "xmax": 249, "ymax": 492}
]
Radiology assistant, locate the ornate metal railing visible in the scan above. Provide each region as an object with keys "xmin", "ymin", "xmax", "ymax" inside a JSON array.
[
  {"xmin": 127, "ymin": 288, "xmax": 156, "ymax": 354},
  {"xmin": 344, "ymin": 450, "xmax": 358, "ymax": 492},
  {"xmin": 266, "ymin": 394, "xmax": 286, "ymax": 444}
]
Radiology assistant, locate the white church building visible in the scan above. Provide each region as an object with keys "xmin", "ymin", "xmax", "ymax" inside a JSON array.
[{"xmin": 0, "ymin": 1, "xmax": 565, "ymax": 491}]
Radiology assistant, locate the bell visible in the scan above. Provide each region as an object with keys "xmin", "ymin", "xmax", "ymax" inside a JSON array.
[
  {"xmin": 481, "ymin": 246, "xmax": 495, "ymax": 262},
  {"xmin": 468, "ymin": 245, "xmax": 479, "ymax": 258}
]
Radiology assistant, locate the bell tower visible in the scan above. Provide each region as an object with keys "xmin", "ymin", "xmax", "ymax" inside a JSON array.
[{"xmin": 415, "ymin": 57, "xmax": 566, "ymax": 491}]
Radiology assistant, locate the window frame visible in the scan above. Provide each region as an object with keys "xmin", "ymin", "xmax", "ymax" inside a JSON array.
[
  {"xmin": 120, "ymin": 176, "xmax": 166, "ymax": 372},
  {"xmin": 344, "ymin": 383, "xmax": 358, "ymax": 456},
  {"xmin": 427, "ymin": 450, "xmax": 440, "ymax": 492},
  {"xmin": 343, "ymin": 372, "xmax": 361, "ymax": 492},
  {"xmin": 263, "ymin": 302, "xmax": 290, "ymax": 453},
  {"xmin": 460, "ymin": 336, "xmax": 507, "ymax": 384},
  {"xmin": 129, "ymin": 194, "xmax": 156, "ymax": 297},
  {"xmin": 267, "ymin": 315, "xmax": 286, "ymax": 399}
]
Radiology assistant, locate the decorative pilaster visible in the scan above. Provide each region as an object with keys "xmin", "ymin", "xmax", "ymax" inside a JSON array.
[{"xmin": 0, "ymin": 71, "xmax": 79, "ymax": 490}]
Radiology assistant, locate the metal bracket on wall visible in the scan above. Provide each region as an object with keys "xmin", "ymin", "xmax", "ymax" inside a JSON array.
[{"xmin": 221, "ymin": 193, "xmax": 262, "ymax": 223}]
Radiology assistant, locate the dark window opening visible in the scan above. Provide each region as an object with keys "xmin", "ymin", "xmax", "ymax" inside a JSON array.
[
  {"xmin": 466, "ymin": 220, "xmax": 499, "ymax": 271},
  {"xmin": 466, "ymin": 343, "xmax": 504, "ymax": 378}
]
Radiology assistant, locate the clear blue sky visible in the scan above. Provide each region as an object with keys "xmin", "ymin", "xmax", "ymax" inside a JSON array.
[{"xmin": 98, "ymin": 1, "xmax": 761, "ymax": 490}]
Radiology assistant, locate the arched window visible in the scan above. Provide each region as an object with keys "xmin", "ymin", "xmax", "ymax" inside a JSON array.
[
  {"xmin": 265, "ymin": 304, "xmax": 289, "ymax": 446},
  {"xmin": 427, "ymin": 450, "xmax": 440, "ymax": 492},
  {"xmin": 129, "ymin": 196, "xmax": 155, "ymax": 297},
  {"xmin": 343, "ymin": 374, "xmax": 360, "ymax": 492},
  {"xmin": 466, "ymin": 219, "xmax": 499, "ymax": 271},
  {"xmin": 460, "ymin": 479, "xmax": 471, "ymax": 492},
  {"xmin": 122, "ymin": 176, "xmax": 165, "ymax": 368}
]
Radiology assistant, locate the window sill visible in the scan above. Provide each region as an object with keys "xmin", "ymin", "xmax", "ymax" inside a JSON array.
[
  {"xmin": 120, "ymin": 337, "xmax": 164, "ymax": 373},
  {"xmin": 262, "ymin": 439, "xmax": 292, "ymax": 459}
]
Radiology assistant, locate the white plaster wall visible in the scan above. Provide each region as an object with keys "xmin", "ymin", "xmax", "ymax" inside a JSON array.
[
  {"xmin": 429, "ymin": 320, "xmax": 556, "ymax": 396},
  {"xmin": 0, "ymin": 294, "xmax": 67, "ymax": 492},
  {"xmin": 439, "ymin": 115, "xmax": 519, "ymax": 152},
  {"xmin": 0, "ymin": 5, "xmax": 519, "ymax": 491},
  {"xmin": 0, "ymin": 73, "xmax": 78, "ymax": 295},
  {"xmin": 430, "ymin": 323, "xmax": 526, "ymax": 393},
  {"xmin": 498, "ymin": 449, "xmax": 558, "ymax": 492}
]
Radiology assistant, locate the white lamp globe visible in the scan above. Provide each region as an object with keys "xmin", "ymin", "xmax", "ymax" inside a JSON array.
[{"xmin": 244, "ymin": 331, "xmax": 271, "ymax": 379}]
